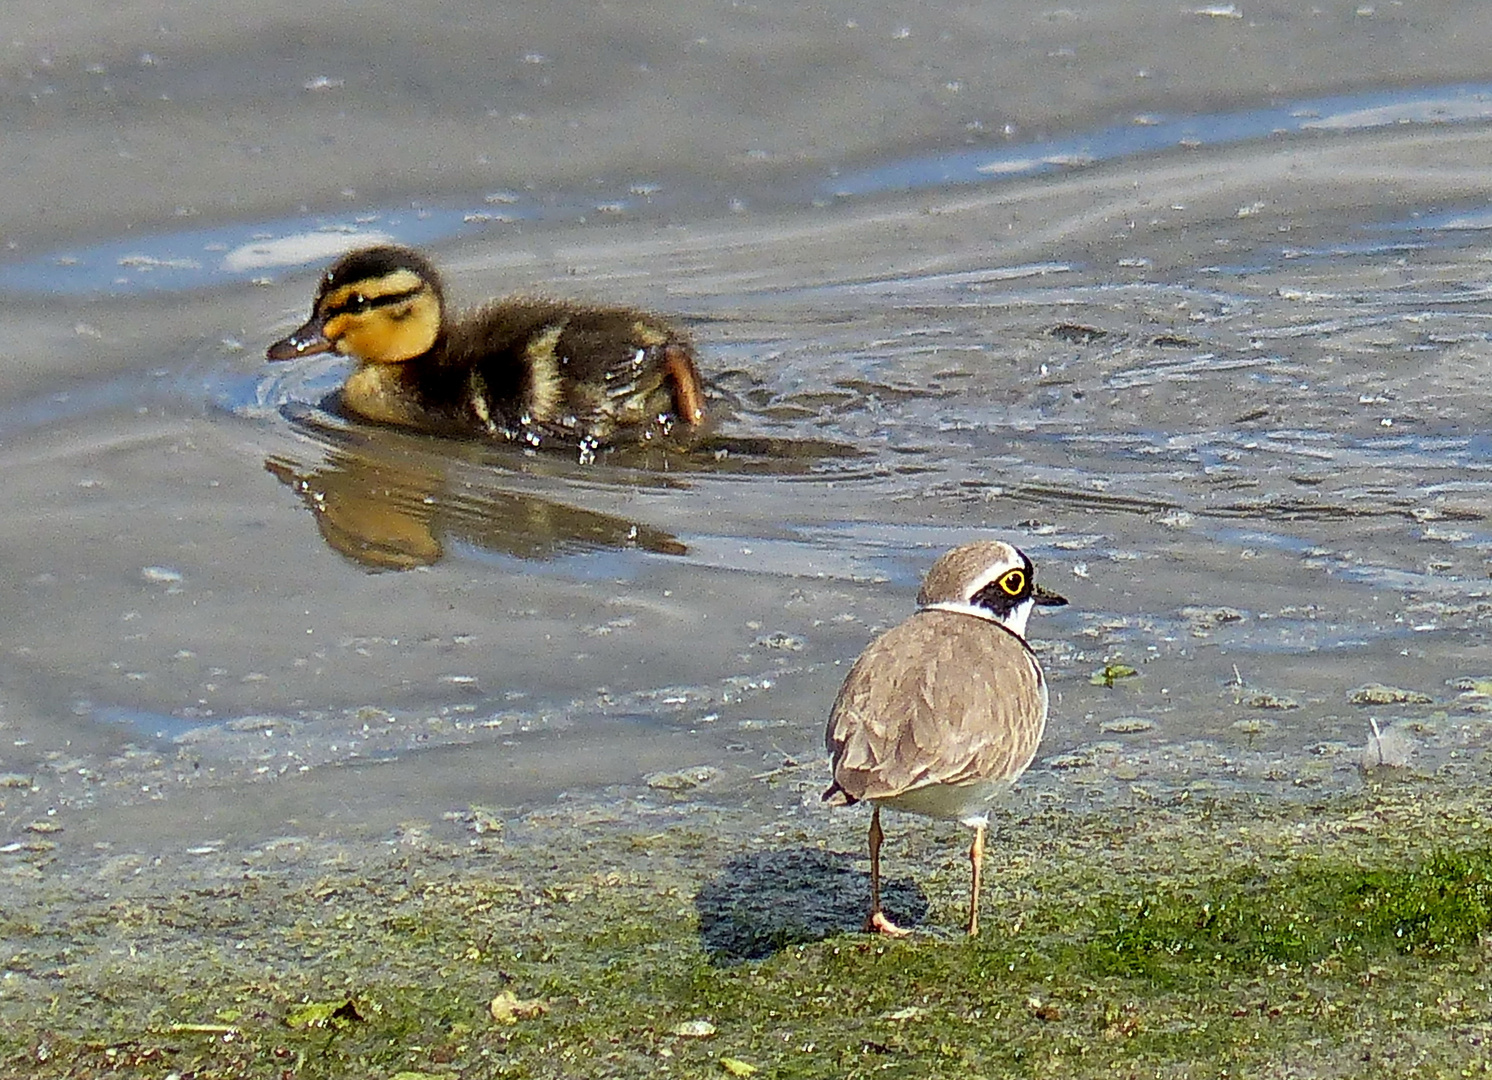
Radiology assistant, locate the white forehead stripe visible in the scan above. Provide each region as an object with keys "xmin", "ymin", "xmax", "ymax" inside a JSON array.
[{"xmin": 960, "ymin": 555, "xmax": 1026, "ymax": 602}]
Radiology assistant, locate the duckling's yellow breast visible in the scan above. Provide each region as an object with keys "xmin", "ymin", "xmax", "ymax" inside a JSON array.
[{"xmin": 342, "ymin": 364, "xmax": 426, "ymax": 427}]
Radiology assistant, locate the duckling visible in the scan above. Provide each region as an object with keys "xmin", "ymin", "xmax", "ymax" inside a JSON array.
[{"xmin": 266, "ymin": 245, "xmax": 706, "ymax": 445}]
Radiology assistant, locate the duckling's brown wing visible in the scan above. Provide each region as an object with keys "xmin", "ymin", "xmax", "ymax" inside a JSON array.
[
  {"xmin": 548, "ymin": 309, "xmax": 702, "ymax": 433},
  {"xmin": 449, "ymin": 299, "xmax": 704, "ymax": 442},
  {"xmin": 472, "ymin": 303, "xmax": 697, "ymax": 435},
  {"xmin": 824, "ymin": 609, "xmax": 1048, "ymax": 806}
]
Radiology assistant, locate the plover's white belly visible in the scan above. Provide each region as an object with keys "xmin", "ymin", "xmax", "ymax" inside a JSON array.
[{"xmin": 874, "ymin": 777, "xmax": 1015, "ymax": 827}]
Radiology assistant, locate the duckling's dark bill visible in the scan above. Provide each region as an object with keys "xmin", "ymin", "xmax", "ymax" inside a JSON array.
[{"xmin": 267, "ymin": 317, "xmax": 333, "ymax": 361}]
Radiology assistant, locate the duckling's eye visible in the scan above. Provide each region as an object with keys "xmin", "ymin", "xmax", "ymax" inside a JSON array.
[
  {"xmin": 997, "ymin": 569, "xmax": 1026, "ymax": 597},
  {"xmin": 349, "ymin": 293, "xmax": 371, "ymax": 313}
]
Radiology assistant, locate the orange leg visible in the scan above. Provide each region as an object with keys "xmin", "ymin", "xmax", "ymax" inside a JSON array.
[
  {"xmin": 661, "ymin": 343, "xmax": 706, "ymax": 426},
  {"xmin": 864, "ymin": 805, "xmax": 911, "ymax": 937},
  {"xmin": 967, "ymin": 822, "xmax": 987, "ymax": 937}
]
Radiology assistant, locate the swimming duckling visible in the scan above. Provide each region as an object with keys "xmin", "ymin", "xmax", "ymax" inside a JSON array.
[{"xmin": 267, "ymin": 245, "xmax": 706, "ymax": 445}]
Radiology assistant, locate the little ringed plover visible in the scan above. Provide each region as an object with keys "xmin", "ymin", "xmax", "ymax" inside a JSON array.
[{"xmin": 824, "ymin": 540, "xmax": 1067, "ymax": 936}]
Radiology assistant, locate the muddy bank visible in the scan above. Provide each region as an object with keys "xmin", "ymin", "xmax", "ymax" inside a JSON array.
[{"xmin": 4, "ymin": 770, "xmax": 1492, "ymax": 1077}]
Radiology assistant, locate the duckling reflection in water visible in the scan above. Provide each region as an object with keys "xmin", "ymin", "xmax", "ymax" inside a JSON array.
[
  {"xmin": 267, "ymin": 245, "xmax": 706, "ymax": 446},
  {"xmin": 265, "ymin": 436, "xmax": 686, "ymax": 572}
]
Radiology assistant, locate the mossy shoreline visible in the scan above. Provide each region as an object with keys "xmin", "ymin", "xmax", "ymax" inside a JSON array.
[{"xmin": 5, "ymin": 775, "xmax": 1492, "ymax": 1078}]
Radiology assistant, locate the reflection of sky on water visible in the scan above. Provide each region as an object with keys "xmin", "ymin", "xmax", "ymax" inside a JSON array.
[
  {"xmin": 3, "ymin": 83, "xmax": 1489, "ymax": 299},
  {"xmin": 94, "ymin": 704, "xmax": 209, "ymax": 744},
  {"xmin": 825, "ymin": 83, "xmax": 1492, "ymax": 198}
]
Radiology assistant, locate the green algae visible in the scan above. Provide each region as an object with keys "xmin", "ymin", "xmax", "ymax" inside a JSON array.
[
  {"xmin": 1088, "ymin": 846, "xmax": 1492, "ymax": 981},
  {"xmin": 5, "ymin": 779, "xmax": 1492, "ymax": 1078}
]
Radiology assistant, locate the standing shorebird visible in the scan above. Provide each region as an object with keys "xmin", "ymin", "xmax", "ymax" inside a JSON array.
[{"xmin": 824, "ymin": 541, "xmax": 1067, "ymax": 937}]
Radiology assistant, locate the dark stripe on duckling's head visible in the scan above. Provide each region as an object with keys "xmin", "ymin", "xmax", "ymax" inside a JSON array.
[
  {"xmin": 320, "ymin": 280, "xmax": 426, "ymax": 320},
  {"xmin": 317, "ymin": 245, "xmax": 445, "ymax": 310}
]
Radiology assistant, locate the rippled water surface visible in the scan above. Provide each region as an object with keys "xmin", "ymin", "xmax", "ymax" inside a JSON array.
[{"xmin": 2, "ymin": 0, "xmax": 1492, "ymax": 859}]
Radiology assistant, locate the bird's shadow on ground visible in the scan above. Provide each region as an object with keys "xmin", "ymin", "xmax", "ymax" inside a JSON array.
[{"xmin": 695, "ymin": 847, "xmax": 929, "ymax": 963}]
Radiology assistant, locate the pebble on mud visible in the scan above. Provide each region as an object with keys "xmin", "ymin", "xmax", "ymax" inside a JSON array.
[
  {"xmin": 1100, "ymin": 716, "xmax": 1155, "ymax": 734},
  {"xmin": 752, "ymin": 632, "xmax": 805, "ymax": 651},
  {"xmin": 1180, "ymin": 606, "xmax": 1244, "ymax": 629},
  {"xmin": 645, "ymin": 766, "xmax": 719, "ymax": 791},
  {"xmin": 1350, "ymin": 683, "xmax": 1433, "ymax": 706},
  {"xmin": 1240, "ymin": 693, "xmax": 1299, "ymax": 710},
  {"xmin": 1044, "ymin": 751, "xmax": 1096, "ymax": 770}
]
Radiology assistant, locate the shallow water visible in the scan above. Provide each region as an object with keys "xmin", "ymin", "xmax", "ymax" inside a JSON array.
[{"xmin": 2, "ymin": 1, "xmax": 1492, "ymax": 862}]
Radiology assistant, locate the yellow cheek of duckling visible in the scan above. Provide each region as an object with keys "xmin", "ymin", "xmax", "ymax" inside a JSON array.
[{"xmin": 327, "ymin": 301, "xmax": 439, "ymax": 364}]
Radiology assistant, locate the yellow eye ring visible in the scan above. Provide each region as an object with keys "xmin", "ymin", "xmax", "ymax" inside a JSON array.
[{"xmin": 998, "ymin": 569, "xmax": 1026, "ymax": 597}]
